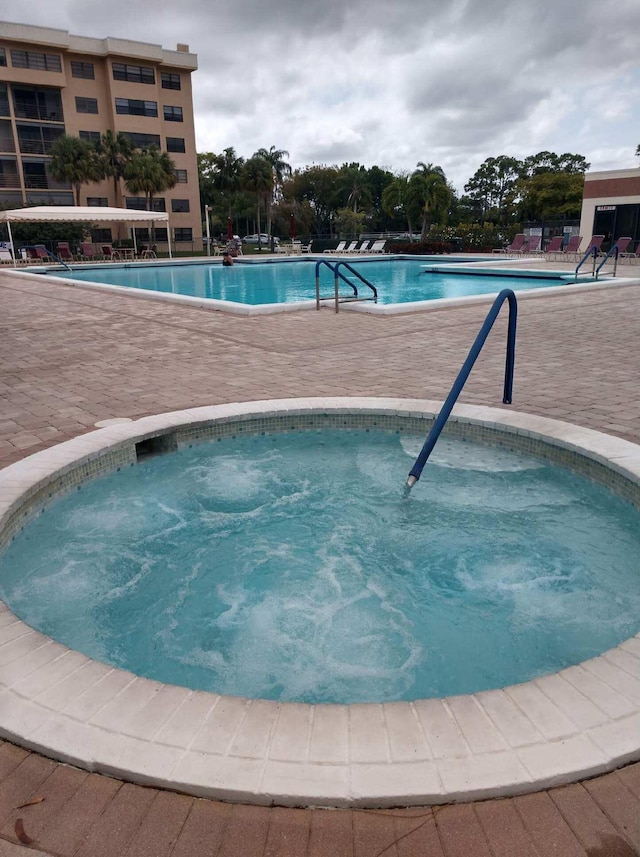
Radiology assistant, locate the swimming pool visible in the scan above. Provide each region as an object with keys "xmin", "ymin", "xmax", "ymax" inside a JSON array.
[{"xmin": 33, "ymin": 257, "xmax": 608, "ymax": 314}]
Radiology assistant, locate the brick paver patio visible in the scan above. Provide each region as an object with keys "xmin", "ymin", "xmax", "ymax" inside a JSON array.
[{"xmin": 1, "ymin": 264, "xmax": 639, "ymax": 855}]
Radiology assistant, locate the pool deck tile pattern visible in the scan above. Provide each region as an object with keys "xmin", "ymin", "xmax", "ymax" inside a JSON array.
[{"xmin": 1, "ymin": 259, "xmax": 640, "ymax": 854}]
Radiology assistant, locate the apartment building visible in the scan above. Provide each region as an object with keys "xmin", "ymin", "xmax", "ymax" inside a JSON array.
[
  {"xmin": 0, "ymin": 21, "xmax": 202, "ymax": 248},
  {"xmin": 579, "ymin": 168, "xmax": 640, "ymax": 250}
]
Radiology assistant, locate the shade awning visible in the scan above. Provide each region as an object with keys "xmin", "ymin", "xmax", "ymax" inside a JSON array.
[{"xmin": 0, "ymin": 206, "xmax": 170, "ymax": 224}]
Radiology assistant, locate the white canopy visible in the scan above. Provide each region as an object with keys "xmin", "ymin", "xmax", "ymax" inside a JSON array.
[
  {"xmin": 0, "ymin": 206, "xmax": 172, "ymax": 263},
  {"xmin": 0, "ymin": 206, "xmax": 169, "ymax": 224}
]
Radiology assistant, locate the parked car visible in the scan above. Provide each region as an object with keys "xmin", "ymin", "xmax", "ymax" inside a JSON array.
[{"xmin": 242, "ymin": 234, "xmax": 280, "ymax": 245}]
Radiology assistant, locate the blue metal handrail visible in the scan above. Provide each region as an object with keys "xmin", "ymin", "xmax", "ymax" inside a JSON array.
[
  {"xmin": 315, "ymin": 259, "xmax": 378, "ymax": 312},
  {"xmin": 574, "ymin": 246, "xmax": 598, "ymax": 280},
  {"xmin": 406, "ymin": 288, "xmax": 517, "ymax": 489},
  {"xmin": 595, "ymin": 244, "xmax": 619, "ymax": 279}
]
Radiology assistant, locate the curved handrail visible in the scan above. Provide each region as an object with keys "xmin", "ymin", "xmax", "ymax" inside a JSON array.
[
  {"xmin": 315, "ymin": 259, "xmax": 358, "ymax": 301},
  {"xmin": 406, "ymin": 288, "xmax": 517, "ymax": 489},
  {"xmin": 574, "ymin": 246, "xmax": 598, "ymax": 280},
  {"xmin": 595, "ymin": 244, "xmax": 619, "ymax": 279},
  {"xmin": 334, "ymin": 261, "xmax": 378, "ymax": 302}
]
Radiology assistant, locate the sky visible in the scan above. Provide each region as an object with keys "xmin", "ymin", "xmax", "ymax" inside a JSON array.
[{"xmin": 2, "ymin": 0, "xmax": 639, "ymax": 192}]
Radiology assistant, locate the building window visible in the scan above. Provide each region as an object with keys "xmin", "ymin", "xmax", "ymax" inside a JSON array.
[
  {"xmin": 87, "ymin": 197, "xmax": 109, "ymax": 206},
  {"xmin": 0, "ymin": 120, "xmax": 15, "ymax": 152},
  {"xmin": 112, "ymin": 63, "xmax": 155, "ymax": 85},
  {"xmin": 0, "ymin": 157, "xmax": 19, "ymax": 188},
  {"xmin": 161, "ymin": 72, "xmax": 181, "ymax": 90},
  {"xmin": 174, "ymin": 169, "xmax": 187, "ymax": 183},
  {"xmin": 16, "ymin": 123, "xmax": 64, "ymax": 155},
  {"xmin": 76, "ymin": 97, "xmax": 98, "ymax": 115},
  {"xmin": 163, "ymin": 105, "xmax": 183, "ymax": 122},
  {"xmin": 166, "ymin": 136, "xmax": 185, "ymax": 153},
  {"xmin": 0, "ymin": 48, "xmax": 6, "ymax": 67},
  {"xmin": 71, "ymin": 61, "xmax": 95, "ymax": 79},
  {"xmin": 134, "ymin": 227, "xmax": 168, "ymax": 242},
  {"xmin": 79, "ymin": 130, "xmax": 101, "ymax": 144},
  {"xmin": 174, "ymin": 228, "xmax": 193, "ymax": 242},
  {"xmin": 11, "ymin": 50, "xmax": 62, "ymax": 72},
  {"xmin": 171, "ymin": 199, "xmax": 190, "ymax": 213},
  {"xmin": 125, "ymin": 197, "xmax": 166, "ymax": 212},
  {"xmin": 122, "ymin": 132, "xmax": 161, "ymax": 149},
  {"xmin": 116, "ymin": 98, "xmax": 158, "ymax": 117},
  {"xmin": 0, "ymin": 84, "xmax": 9, "ymax": 118},
  {"xmin": 13, "ymin": 86, "xmax": 64, "ymax": 122}
]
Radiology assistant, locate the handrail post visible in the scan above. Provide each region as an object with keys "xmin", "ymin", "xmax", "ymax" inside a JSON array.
[{"xmin": 406, "ymin": 289, "xmax": 517, "ymax": 489}]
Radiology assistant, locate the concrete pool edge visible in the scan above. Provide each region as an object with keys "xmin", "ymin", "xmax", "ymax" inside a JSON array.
[
  {"xmin": 0, "ymin": 397, "xmax": 639, "ymax": 808},
  {"xmin": 5, "ymin": 261, "xmax": 640, "ymax": 316}
]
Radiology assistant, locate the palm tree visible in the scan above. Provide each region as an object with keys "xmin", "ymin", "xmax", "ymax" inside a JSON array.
[
  {"xmin": 407, "ymin": 171, "xmax": 452, "ymax": 241},
  {"xmin": 336, "ymin": 165, "xmax": 372, "ymax": 214},
  {"xmin": 94, "ymin": 130, "xmax": 134, "ymax": 207},
  {"xmin": 124, "ymin": 148, "xmax": 177, "ymax": 242},
  {"xmin": 242, "ymin": 156, "xmax": 273, "ymax": 246},
  {"xmin": 48, "ymin": 135, "xmax": 103, "ymax": 205},
  {"xmin": 381, "ymin": 173, "xmax": 415, "ymax": 239},
  {"xmin": 254, "ymin": 146, "xmax": 291, "ymax": 239},
  {"xmin": 213, "ymin": 147, "xmax": 245, "ymax": 221}
]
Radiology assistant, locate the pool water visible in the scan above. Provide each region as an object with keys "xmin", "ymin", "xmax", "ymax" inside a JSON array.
[
  {"xmin": 56, "ymin": 259, "xmax": 579, "ymax": 306},
  {"xmin": 1, "ymin": 430, "xmax": 639, "ymax": 704}
]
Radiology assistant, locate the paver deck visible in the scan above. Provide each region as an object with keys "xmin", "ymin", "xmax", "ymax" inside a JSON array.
[{"xmin": 1, "ymin": 260, "xmax": 640, "ymax": 854}]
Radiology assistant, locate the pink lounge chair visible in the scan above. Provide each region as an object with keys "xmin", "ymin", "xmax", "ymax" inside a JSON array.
[
  {"xmin": 521, "ymin": 235, "xmax": 542, "ymax": 254},
  {"xmin": 79, "ymin": 242, "xmax": 96, "ymax": 261},
  {"xmin": 56, "ymin": 242, "xmax": 75, "ymax": 262},
  {"xmin": 614, "ymin": 236, "xmax": 636, "ymax": 259},
  {"xmin": 582, "ymin": 235, "xmax": 605, "ymax": 256},
  {"xmin": 561, "ymin": 235, "xmax": 583, "ymax": 259},
  {"xmin": 101, "ymin": 244, "xmax": 121, "ymax": 261},
  {"xmin": 543, "ymin": 236, "xmax": 564, "ymax": 258},
  {"xmin": 505, "ymin": 233, "xmax": 526, "ymax": 255}
]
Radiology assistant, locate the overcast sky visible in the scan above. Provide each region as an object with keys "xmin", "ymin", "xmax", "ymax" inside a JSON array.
[{"xmin": 2, "ymin": 0, "xmax": 639, "ymax": 191}]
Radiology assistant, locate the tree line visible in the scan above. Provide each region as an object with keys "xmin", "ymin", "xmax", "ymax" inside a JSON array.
[{"xmin": 199, "ymin": 148, "xmax": 591, "ymax": 242}]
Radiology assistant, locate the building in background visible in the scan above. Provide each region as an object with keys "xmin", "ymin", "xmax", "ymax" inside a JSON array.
[
  {"xmin": 0, "ymin": 21, "xmax": 202, "ymax": 250},
  {"xmin": 579, "ymin": 168, "xmax": 640, "ymax": 252}
]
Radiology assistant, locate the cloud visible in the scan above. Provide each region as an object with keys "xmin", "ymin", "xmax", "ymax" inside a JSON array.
[{"xmin": 0, "ymin": 0, "xmax": 639, "ymax": 191}]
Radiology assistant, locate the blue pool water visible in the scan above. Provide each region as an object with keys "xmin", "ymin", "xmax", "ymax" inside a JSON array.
[
  {"xmin": 2, "ymin": 430, "xmax": 639, "ymax": 705},
  {"xmin": 50, "ymin": 258, "xmax": 583, "ymax": 307}
]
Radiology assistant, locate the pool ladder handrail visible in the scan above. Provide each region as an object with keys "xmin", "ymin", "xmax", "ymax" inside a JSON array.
[
  {"xmin": 406, "ymin": 288, "xmax": 517, "ymax": 488},
  {"xmin": 315, "ymin": 259, "xmax": 378, "ymax": 313},
  {"xmin": 574, "ymin": 246, "xmax": 599, "ymax": 280},
  {"xmin": 595, "ymin": 244, "xmax": 619, "ymax": 279}
]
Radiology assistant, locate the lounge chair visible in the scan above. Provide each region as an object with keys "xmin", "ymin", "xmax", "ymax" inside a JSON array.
[
  {"xmin": 56, "ymin": 242, "xmax": 75, "ymax": 262},
  {"xmin": 300, "ymin": 240, "xmax": 313, "ymax": 254},
  {"xmin": 34, "ymin": 244, "xmax": 51, "ymax": 261},
  {"xmin": 101, "ymin": 244, "xmax": 121, "ymax": 261},
  {"xmin": 581, "ymin": 235, "xmax": 605, "ymax": 257},
  {"xmin": 520, "ymin": 235, "xmax": 542, "ymax": 254},
  {"xmin": 324, "ymin": 241, "xmax": 346, "ymax": 254},
  {"xmin": 543, "ymin": 236, "xmax": 564, "ymax": 259},
  {"xmin": 504, "ymin": 234, "xmax": 526, "ymax": 255},
  {"xmin": 79, "ymin": 242, "xmax": 96, "ymax": 261},
  {"xmin": 614, "ymin": 237, "xmax": 636, "ymax": 260},
  {"xmin": 555, "ymin": 234, "xmax": 583, "ymax": 260},
  {"xmin": 369, "ymin": 240, "xmax": 386, "ymax": 253},
  {"xmin": 344, "ymin": 241, "xmax": 359, "ymax": 253},
  {"xmin": 354, "ymin": 240, "xmax": 370, "ymax": 253}
]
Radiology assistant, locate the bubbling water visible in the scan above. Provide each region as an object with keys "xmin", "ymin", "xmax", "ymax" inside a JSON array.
[{"xmin": 1, "ymin": 431, "xmax": 639, "ymax": 703}]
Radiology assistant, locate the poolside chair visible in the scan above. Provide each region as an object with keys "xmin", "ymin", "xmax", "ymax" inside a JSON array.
[
  {"xmin": 543, "ymin": 236, "xmax": 564, "ymax": 259},
  {"xmin": 344, "ymin": 241, "xmax": 359, "ymax": 253},
  {"xmin": 614, "ymin": 237, "xmax": 637, "ymax": 260},
  {"xmin": 354, "ymin": 240, "xmax": 370, "ymax": 253},
  {"xmin": 101, "ymin": 244, "xmax": 121, "ymax": 261},
  {"xmin": 56, "ymin": 242, "xmax": 75, "ymax": 262},
  {"xmin": 520, "ymin": 235, "xmax": 542, "ymax": 254},
  {"xmin": 300, "ymin": 240, "xmax": 313, "ymax": 254},
  {"xmin": 34, "ymin": 244, "xmax": 51, "ymax": 262},
  {"xmin": 581, "ymin": 235, "xmax": 605, "ymax": 258},
  {"xmin": 561, "ymin": 235, "xmax": 583, "ymax": 259},
  {"xmin": 369, "ymin": 240, "xmax": 386, "ymax": 253},
  {"xmin": 504, "ymin": 234, "xmax": 526, "ymax": 255},
  {"xmin": 79, "ymin": 242, "xmax": 96, "ymax": 261},
  {"xmin": 324, "ymin": 241, "xmax": 346, "ymax": 254}
]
